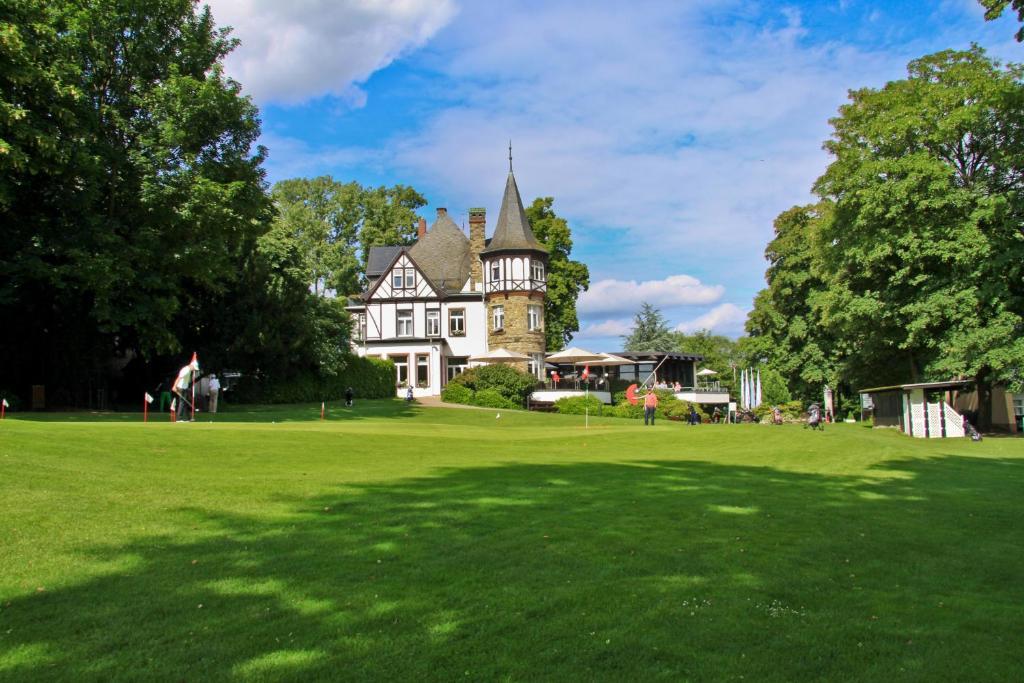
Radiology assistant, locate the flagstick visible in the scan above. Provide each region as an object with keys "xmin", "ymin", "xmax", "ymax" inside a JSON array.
[
  {"xmin": 143, "ymin": 395, "xmax": 148, "ymax": 423},
  {"xmin": 191, "ymin": 381, "xmax": 195, "ymax": 421},
  {"xmin": 321, "ymin": 401, "xmax": 325, "ymax": 420},
  {"xmin": 1, "ymin": 402, "xmax": 5, "ymax": 420}
]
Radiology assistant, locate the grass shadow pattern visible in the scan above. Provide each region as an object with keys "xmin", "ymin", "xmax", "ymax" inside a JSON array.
[{"xmin": 1, "ymin": 456, "xmax": 1023, "ymax": 681}]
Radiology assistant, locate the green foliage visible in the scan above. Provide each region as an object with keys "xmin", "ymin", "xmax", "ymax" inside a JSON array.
[
  {"xmin": 450, "ymin": 364, "xmax": 536, "ymax": 406},
  {"xmin": 553, "ymin": 395, "xmax": 604, "ymax": 415},
  {"xmin": 525, "ymin": 197, "xmax": 591, "ymax": 351},
  {"xmin": 270, "ymin": 177, "xmax": 426, "ymax": 297},
  {"xmin": 981, "ymin": 0, "xmax": 1024, "ymax": 41},
  {"xmin": 758, "ymin": 367, "xmax": 792, "ymax": 405},
  {"xmin": 675, "ymin": 330, "xmax": 746, "ymax": 394},
  {"xmin": 471, "ymin": 388, "xmax": 517, "ymax": 409},
  {"xmin": 0, "ymin": 0, "xmax": 271, "ymax": 403},
  {"xmin": 622, "ymin": 303, "xmax": 676, "ymax": 352},
  {"xmin": 230, "ymin": 356, "xmax": 393, "ymax": 404},
  {"xmin": 747, "ymin": 47, "xmax": 1024, "ymax": 427},
  {"xmin": 440, "ymin": 383, "xmax": 474, "ymax": 405}
]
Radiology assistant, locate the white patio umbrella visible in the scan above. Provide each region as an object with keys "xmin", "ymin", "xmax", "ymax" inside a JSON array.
[
  {"xmin": 468, "ymin": 347, "xmax": 530, "ymax": 363},
  {"xmin": 545, "ymin": 347, "xmax": 606, "ymax": 428},
  {"xmin": 696, "ymin": 368, "xmax": 718, "ymax": 376}
]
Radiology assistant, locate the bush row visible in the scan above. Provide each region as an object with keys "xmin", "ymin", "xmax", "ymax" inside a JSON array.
[
  {"xmin": 554, "ymin": 389, "xmax": 709, "ymax": 422},
  {"xmin": 230, "ymin": 356, "xmax": 395, "ymax": 404},
  {"xmin": 440, "ymin": 365, "xmax": 537, "ymax": 409}
]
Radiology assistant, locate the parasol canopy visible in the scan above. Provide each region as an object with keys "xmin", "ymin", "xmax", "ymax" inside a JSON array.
[
  {"xmin": 696, "ymin": 368, "xmax": 718, "ymax": 376},
  {"xmin": 468, "ymin": 347, "xmax": 531, "ymax": 363},
  {"xmin": 588, "ymin": 352, "xmax": 635, "ymax": 367},
  {"xmin": 545, "ymin": 347, "xmax": 606, "ymax": 364}
]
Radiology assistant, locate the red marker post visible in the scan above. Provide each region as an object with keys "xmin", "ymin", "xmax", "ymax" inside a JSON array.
[
  {"xmin": 1, "ymin": 398, "xmax": 7, "ymax": 420},
  {"xmin": 144, "ymin": 392, "xmax": 154, "ymax": 423}
]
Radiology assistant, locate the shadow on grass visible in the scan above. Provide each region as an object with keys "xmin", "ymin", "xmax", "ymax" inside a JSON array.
[
  {"xmin": 1, "ymin": 456, "xmax": 1022, "ymax": 681},
  {"xmin": 5, "ymin": 399, "xmax": 419, "ymax": 424}
]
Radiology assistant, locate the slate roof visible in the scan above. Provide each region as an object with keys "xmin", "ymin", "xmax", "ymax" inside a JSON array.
[
  {"xmin": 365, "ymin": 245, "xmax": 405, "ymax": 280},
  {"xmin": 409, "ymin": 212, "xmax": 472, "ymax": 293},
  {"xmin": 481, "ymin": 172, "xmax": 547, "ymax": 255}
]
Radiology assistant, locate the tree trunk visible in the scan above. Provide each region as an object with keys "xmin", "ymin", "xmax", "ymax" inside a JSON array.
[{"xmin": 974, "ymin": 370, "xmax": 993, "ymax": 432}]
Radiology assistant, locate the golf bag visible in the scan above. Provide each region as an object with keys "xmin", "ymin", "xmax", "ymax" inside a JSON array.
[
  {"xmin": 963, "ymin": 416, "xmax": 982, "ymax": 441},
  {"xmin": 806, "ymin": 404, "xmax": 823, "ymax": 430}
]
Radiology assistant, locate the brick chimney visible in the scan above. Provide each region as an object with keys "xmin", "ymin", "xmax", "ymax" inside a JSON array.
[
  {"xmin": 468, "ymin": 207, "xmax": 486, "ymax": 289},
  {"xmin": 417, "ymin": 217, "xmax": 427, "ymax": 240}
]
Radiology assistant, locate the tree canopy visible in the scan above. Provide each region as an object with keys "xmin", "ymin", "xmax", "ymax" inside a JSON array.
[
  {"xmin": 622, "ymin": 303, "xmax": 676, "ymax": 352},
  {"xmin": 746, "ymin": 46, "xmax": 1024, "ymax": 426},
  {"xmin": 981, "ymin": 0, "xmax": 1024, "ymax": 41},
  {"xmin": 525, "ymin": 197, "xmax": 590, "ymax": 351}
]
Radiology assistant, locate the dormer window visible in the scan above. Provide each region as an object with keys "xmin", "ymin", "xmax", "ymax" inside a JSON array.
[{"xmin": 531, "ymin": 261, "xmax": 544, "ymax": 282}]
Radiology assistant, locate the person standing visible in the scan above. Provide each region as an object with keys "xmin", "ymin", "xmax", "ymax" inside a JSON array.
[
  {"xmin": 172, "ymin": 355, "xmax": 199, "ymax": 422},
  {"xmin": 208, "ymin": 374, "xmax": 220, "ymax": 413},
  {"xmin": 644, "ymin": 389, "xmax": 659, "ymax": 426},
  {"xmin": 345, "ymin": 386, "xmax": 354, "ymax": 408}
]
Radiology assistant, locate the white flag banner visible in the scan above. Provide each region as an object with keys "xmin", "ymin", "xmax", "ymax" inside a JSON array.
[
  {"xmin": 755, "ymin": 369, "xmax": 762, "ymax": 408},
  {"xmin": 170, "ymin": 398, "xmax": 177, "ymax": 411},
  {"xmin": 1, "ymin": 399, "xmax": 8, "ymax": 408},
  {"xmin": 741, "ymin": 369, "xmax": 748, "ymax": 410},
  {"xmin": 145, "ymin": 392, "xmax": 154, "ymax": 404}
]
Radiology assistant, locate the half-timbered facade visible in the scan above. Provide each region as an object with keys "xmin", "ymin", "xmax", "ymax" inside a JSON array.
[{"xmin": 347, "ymin": 166, "xmax": 547, "ymax": 397}]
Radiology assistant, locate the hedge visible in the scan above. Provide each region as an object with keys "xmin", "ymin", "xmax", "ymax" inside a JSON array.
[
  {"xmin": 553, "ymin": 395, "xmax": 604, "ymax": 415},
  {"xmin": 448, "ymin": 364, "xmax": 536, "ymax": 407},
  {"xmin": 230, "ymin": 356, "xmax": 394, "ymax": 404}
]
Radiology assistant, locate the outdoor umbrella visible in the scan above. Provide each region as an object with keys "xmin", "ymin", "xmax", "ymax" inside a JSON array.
[
  {"xmin": 696, "ymin": 368, "xmax": 718, "ymax": 376},
  {"xmin": 468, "ymin": 347, "xmax": 531, "ymax": 363},
  {"xmin": 545, "ymin": 347, "xmax": 607, "ymax": 428}
]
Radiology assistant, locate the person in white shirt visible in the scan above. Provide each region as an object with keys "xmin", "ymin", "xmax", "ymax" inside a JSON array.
[
  {"xmin": 208, "ymin": 374, "xmax": 220, "ymax": 413},
  {"xmin": 173, "ymin": 356, "xmax": 199, "ymax": 421}
]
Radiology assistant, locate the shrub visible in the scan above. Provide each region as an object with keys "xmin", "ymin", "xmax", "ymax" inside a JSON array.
[
  {"xmin": 230, "ymin": 356, "xmax": 394, "ymax": 404},
  {"xmin": 472, "ymin": 388, "xmax": 517, "ymax": 409},
  {"xmin": 553, "ymin": 395, "xmax": 604, "ymax": 415},
  {"xmin": 440, "ymin": 383, "xmax": 474, "ymax": 405},
  {"xmin": 612, "ymin": 400, "xmax": 644, "ymax": 419},
  {"xmin": 450, "ymin": 364, "xmax": 536, "ymax": 406}
]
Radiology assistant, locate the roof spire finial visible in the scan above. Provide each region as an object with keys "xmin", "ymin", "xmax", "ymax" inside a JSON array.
[{"xmin": 508, "ymin": 140, "xmax": 513, "ymax": 173}]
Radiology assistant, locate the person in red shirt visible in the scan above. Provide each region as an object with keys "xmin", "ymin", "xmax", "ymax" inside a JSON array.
[{"xmin": 643, "ymin": 387, "xmax": 659, "ymax": 426}]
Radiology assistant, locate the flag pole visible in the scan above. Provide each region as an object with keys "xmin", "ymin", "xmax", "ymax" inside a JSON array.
[{"xmin": 144, "ymin": 394, "xmax": 148, "ymax": 423}]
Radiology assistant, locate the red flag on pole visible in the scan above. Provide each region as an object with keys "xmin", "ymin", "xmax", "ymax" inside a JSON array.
[{"xmin": 581, "ymin": 365, "xmax": 590, "ymax": 380}]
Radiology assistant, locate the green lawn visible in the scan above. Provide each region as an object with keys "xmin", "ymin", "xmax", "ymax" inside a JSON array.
[{"xmin": 1, "ymin": 402, "xmax": 1022, "ymax": 681}]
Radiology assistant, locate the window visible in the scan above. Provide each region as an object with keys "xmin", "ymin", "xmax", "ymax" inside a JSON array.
[
  {"xmin": 528, "ymin": 304, "xmax": 542, "ymax": 331},
  {"xmin": 355, "ymin": 313, "xmax": 366, "ymax": 341},
  {"xmin": 531, "ymin": 260, "xmax": 544, "ymax": 282},
  {"xmin": 390, "ymin": 354, "xmax": 409, "ymax": 386},
  {"xmin": 490, "ymin": 262, "xmax": 501, "ymax": 283},
  {"xmin": 528, "ymin": 353, "xmax": 544, "ymax": 379},
  {"xmin": 447, "ymin": 356, "xmax": 468, "ymax": 382},
  {"xmin": 426, "ymin": 309, "xmax": 440, "ymax": 337},
  {"xmin": 416, "ymin": 354, "xmax": 429, "ymax": 387},
  {"xmin": 492, "ymin": 305, "xmax": 504, "ymax": 331},
  {"xmin": 449, "ymin": 308, "xmax": 465, "ymax": 336},
  {"xmin": 396, "ymin": 310, "xmax": 413, "ymax": 337},
  {"xmin": 392, "ymin": 267, "xmax": 415, "ymax": 289}
]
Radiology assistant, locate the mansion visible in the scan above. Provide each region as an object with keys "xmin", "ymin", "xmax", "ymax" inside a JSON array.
[{"xmin": 347, "ymin": 166, "xmax": 548, "ymax": 397}]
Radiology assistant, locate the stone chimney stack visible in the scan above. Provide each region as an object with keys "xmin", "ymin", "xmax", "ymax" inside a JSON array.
[
  {"xmin": 417, "ymin": 217, "xmax": 427, "ymax": 241},
  {"xmin": 468, "ymin": 207, "xmax": 486, "ymax": 289}
]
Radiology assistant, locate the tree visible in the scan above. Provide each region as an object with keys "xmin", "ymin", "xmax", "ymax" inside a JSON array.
[
  {"xmin": 0, "ymin": 0, "xmax": 270, "ymax": 404},
  {"xmin": 813, "ymin": 47, "xmax": 1024, "ymax": 427},
  {"xmin": 980, "ymin": 0, "xmax": 1024, "ymax": 41},
  {"xmin": 744, "ymin": 204, "xmax": 840, "ymax": 402},
  {"xmin": 525, "ymin": 197, "xmax": 590, "ymax": 350},
  {"xmin": 674, "ymin": 329, "xmax": 745, "ymax": 393},
  {"xmin": 356, "ymin": 184, "xmax": 427, "ymax": 267},
  {"xmin": 622, "ymin": 303, "xmax": 676, "ymax": 352}
]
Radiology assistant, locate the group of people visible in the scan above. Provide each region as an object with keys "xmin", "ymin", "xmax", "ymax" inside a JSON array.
[
  {"xmin": 652, "ymin": 379, "xmax": 683, "ymax": 392},
  {"xmin": 170, "ymin": 355, "xmax": 220, "ymax": 422}
]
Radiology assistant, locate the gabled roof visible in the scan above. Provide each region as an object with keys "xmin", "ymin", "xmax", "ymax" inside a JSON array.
[
  {"xmin": 481, "ymin": 172, "xmax": 547, "ymax": 255},
  {"xmin": 409, "ymin": 212, "xmax": 472, "ymax": 293},
  {"xmin": 366, "ymin": 246, "xmax": 405, "ymax": 280},
  {"xmin": 859, "ymin": 379, "xmax": 975, "ymax": 394}
]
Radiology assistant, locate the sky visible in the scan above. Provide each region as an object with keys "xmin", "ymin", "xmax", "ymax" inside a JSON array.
[{"xmin": 205, "ymin": 0, "xmax": 1019, "ymax": 351}]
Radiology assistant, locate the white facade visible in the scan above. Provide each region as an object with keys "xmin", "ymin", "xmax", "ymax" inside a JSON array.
[{"xmin": 349, "ymin": 252, "xmax": 488, "ymax": 398}]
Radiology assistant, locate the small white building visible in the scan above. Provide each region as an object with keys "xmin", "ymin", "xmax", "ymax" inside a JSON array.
[{"xmin": 860, "ymin": 380, "xmax": 969, "ymax": 438}]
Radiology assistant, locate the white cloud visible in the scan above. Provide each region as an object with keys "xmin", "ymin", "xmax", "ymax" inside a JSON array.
[
  {"xmin": 674, "ymin": 303, "xmax": 749, "ymax": 335},
  {"xmin": 579, "ymin": 275, "xmax": 724, "ymax": 315},
  {"xmin": 581, "ymin": 319, "xmax": 633, "ymax": 337},
  {"xmin": 206, "ymin": 0, "xmax": 457, "ymax": 104}
]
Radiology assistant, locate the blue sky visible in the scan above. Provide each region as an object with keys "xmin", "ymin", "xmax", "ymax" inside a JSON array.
[{"xmin": 207, "ymin": 0, "xmax": 1018, "ymax": 351}]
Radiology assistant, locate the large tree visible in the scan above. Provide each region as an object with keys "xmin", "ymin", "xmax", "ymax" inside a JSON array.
[
  {"xmin": 525, "ymin": 197, "xmax": 590, "ymax": 350},
  {"xmin": 270, "ymin": 177, "xmax": 427, "ymax": 297},
  {"xmin": 744, "ymin": 203, "xmax": 840, "ymax": 402},
  {"xmin": 813, "ymin": 47, "xmax": 1024, "ymax": 426},
  {"xmin": 0, "ymin": 0, "xmax": 270, "ymax": 403}
]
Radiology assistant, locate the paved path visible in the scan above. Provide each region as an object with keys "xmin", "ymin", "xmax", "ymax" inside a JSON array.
[{"xmin": 414, "ymin": 395, "xmax": 489, "ymax": 410}]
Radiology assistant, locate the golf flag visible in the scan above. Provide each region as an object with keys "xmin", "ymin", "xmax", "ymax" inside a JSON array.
[
  {"xmin": 145, "ymin": 392, "xmax": 154, "ymax": 404},
  {"xmin": 1, "ymin": 398, "xmax": 7, "ymax": 407},
  {"xmin": 581, "ymin": 365, "xmax": 590, "ymax": 380},
  {"xmin": 1, "ymin": 398, "xmax": 6, "ymax": 420}
]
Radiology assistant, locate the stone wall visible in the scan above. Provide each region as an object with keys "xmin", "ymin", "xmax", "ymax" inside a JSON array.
[{"xmin": 486, "ymin": 292, "xmax": 545, "ymax": 373}]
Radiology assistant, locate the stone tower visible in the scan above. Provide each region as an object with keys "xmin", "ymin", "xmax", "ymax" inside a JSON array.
[{"xmin": 480, "ymin": 164, "xmax": 548, "ymax": 377}]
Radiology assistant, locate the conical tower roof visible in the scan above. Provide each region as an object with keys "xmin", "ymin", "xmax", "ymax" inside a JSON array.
[{"xmin": 481, "ymin": 172, "xmax": 547, "ymax": 255}]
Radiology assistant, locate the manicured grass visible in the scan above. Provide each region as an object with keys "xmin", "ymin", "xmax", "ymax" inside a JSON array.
[{"xmin": 1, "ymin": 402, "xmax": 1022, "ymax": 681}]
